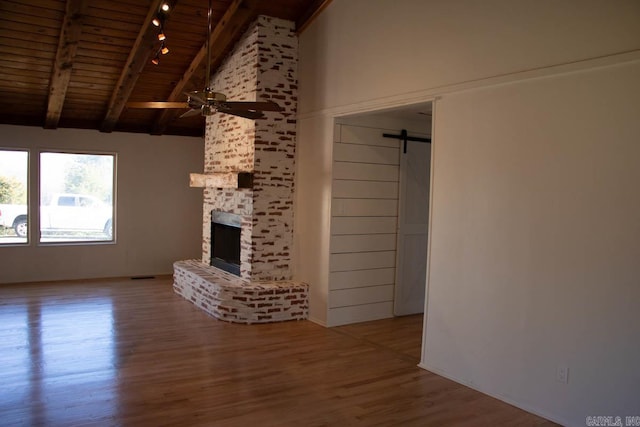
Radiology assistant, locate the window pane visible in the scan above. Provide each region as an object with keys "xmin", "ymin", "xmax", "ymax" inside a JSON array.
[
  {"xmin": 0, "ymin": 150, "xmax": 28, "ymax": 244},
  {"xmin": 40, "ymin": 152, "xmax": 114, "ymax": 243}
]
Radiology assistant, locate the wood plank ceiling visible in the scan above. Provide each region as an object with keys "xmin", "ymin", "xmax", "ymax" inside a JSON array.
[{"xmin": 0, "ymin": 0, "xmax": 329, "ymax": 137}]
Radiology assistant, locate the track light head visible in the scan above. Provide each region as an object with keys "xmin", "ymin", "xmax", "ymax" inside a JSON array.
[
  {"xmin": 161, "ymin": 3, "xmax": 170, "ymax": 12},
  {"xmin": 152, "ymin": 17, "xmax": 161, "ymax": 27},
  {"xmin": 161, "ymin": 44, "xmax": 169, "ymax": 55},
  {"xmin": 157, "ymin": 32, "xmax": 166, "ymax": 41},
  {"xmin": 151, "ymin": 55, "xmax": 160, "ymax": 65}
]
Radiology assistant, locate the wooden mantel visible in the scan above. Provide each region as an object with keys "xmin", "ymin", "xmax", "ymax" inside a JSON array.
[{"xmin": 189, "ymin": 172, "xmax": 253, "ymax": 189}]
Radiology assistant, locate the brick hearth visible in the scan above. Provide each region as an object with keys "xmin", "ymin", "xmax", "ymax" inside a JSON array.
[{"xmin": 174, "ymin": 260, "xmax": 308, "ymax": 324}]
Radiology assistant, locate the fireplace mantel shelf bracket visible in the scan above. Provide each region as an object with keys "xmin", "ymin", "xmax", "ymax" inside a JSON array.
[
  {"xmin": 383, "ymin": 129, "xmax": 431, "ymax": 153},
  {"xmin": 190, "ymin": 172, "xmax": 253, "ymax": 189}
]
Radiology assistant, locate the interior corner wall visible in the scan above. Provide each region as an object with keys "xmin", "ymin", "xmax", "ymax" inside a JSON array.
[
  {"xmin": 296, "ymin": 0, "xmax": 640, "ymax": 424},
  {"xmin": 0, "ymin": 125, "xmax": 203, "ymax": 284},
  {"xmin": 293, "ymin": 114, "xmax": 334, "ymax": 325}
]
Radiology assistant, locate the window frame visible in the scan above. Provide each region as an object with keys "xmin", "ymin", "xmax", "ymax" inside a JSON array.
[
  {"xmin": 0, "ymin": 148, "xmax": 30, "ymax": 246},
  {"xmin": 37, "ymin": 149, "xmax": 117, "ymax": 246}
]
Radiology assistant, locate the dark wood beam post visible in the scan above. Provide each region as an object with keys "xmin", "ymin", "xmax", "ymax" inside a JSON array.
[{"xmin": 45, "ymin": 0, "xmax": 90, "ymax": 129}]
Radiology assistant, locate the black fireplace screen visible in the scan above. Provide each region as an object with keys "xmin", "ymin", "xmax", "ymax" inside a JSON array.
[{"xmin": 211, "ymin": 212, "xmax": 241, "ymax": 276}]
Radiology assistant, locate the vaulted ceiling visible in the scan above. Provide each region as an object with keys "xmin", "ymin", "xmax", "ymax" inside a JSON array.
[{"xmin": 0, "ymin": 0, "xmax": 329, "ymax": 137}]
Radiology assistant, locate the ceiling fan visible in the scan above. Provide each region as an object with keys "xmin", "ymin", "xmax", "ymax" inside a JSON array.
[{"xmin": 126, "ymin": 0, "xmax": 282, "ymax": 120}]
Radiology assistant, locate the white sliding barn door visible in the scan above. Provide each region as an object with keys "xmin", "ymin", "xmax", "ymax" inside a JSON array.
[{"xmin": 394, "ymin": 139, "xmax": 430, "ymax": 316}]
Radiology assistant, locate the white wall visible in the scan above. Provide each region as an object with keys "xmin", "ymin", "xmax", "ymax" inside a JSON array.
[
  {"xmin": 298, "ymin": 0, "xmax": 640, "ymax": 115},
  {"xmin": 295, "ymin": 0, "xmax": 640, "ymax": 424},
  {"xmin": 426, "ymin": 61, "xmax": 640, "ymax": 426},
  {"xmin": 0, "ymin": 125, "xmax": 204, "ymax": 283}
]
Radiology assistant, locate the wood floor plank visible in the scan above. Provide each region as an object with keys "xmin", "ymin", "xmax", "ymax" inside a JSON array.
[{"xmin": 0, "ymin": 277, "xmax": 557, "ymax": 426}]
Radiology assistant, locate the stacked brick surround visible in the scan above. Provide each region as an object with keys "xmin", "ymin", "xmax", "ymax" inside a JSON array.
[
  {"xmin": 203, "ymin": 15, "xmax": 297, "ymax": 282},
  {"xmin": 174, "ymin": 16, "xmax": 307, "ymax": 324}
]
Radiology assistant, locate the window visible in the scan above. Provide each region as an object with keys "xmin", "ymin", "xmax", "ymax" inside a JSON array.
[
  {"xmin": 0, "ymin": 150, "xmax": 115, "ymax": 245},
  {"xmin": 0, "ymin": 150, "xmax": 29, "ymax": 244},
  {"xmin": 39, "ymin": 152, "xmax": 115, "ymax": 243}
]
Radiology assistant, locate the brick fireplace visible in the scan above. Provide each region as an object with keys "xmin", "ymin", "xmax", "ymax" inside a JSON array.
[{"xmin": 173, "ymin": 16, "xmax": 308, "ymax": 324}]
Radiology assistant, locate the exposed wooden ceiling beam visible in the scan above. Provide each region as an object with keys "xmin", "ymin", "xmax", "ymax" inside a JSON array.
[
  {"xmin": 127, "ymin": 102, "xmax": 189, "ymax": 109},
  {"xmin": 100, "ymin": 0, "xmax": 178, "ymax": 133},
  {"xmin": 296, "ymin": 0, "xmax": 332, "ymax": 34},
  {"xmin": 44, "ymin": 0, "xmax": 91, "ymax": 129},
  {"xmin": 151, "ymin": 0, "xmax": 258, "ymax": 135}
]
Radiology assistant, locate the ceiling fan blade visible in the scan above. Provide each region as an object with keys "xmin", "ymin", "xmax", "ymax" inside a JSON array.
[
  {"xmin": 217, "ymin": 107, "xmax": 265, "ymax": 120},
  {"xmin": 126, "ymin": 102, "xmax": 189, "ymax": 109},
  {"xmin": 220, "ymin": 101, "xmax": 283, "ymax": 112},
  {"xmin": 179, "ymin": 108, "xmax": 203, "ymax": 118}
]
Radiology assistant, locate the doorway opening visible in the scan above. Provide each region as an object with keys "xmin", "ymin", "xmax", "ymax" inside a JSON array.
[{"xmin": 329, "ymin": 101, "xmax": 433, "ymax": 327}]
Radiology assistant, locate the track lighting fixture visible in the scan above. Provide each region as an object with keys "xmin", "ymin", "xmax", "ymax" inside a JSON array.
[
  {"xmin": 150, "ymin": 2, "xmax": 171, "ymax": 64},
  {"xmin": 131, "ymin": 0, "xmax": 284, "ymax": 120}
]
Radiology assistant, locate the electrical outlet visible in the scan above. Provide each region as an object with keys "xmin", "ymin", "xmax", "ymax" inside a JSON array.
[{"xmin": 556, "ymin": 365, "xmax": 569, "ymax": 384}]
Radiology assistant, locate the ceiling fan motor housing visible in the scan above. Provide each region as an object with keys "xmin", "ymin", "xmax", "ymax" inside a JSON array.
[{"xmin": 206, "ymin": 91, "xmax": 227, "ymax": 102}]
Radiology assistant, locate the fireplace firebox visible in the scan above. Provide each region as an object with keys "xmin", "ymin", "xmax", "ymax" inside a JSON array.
[{"xmin": 210, "ymin": 211, "xmax": 241, "ymax": 276}]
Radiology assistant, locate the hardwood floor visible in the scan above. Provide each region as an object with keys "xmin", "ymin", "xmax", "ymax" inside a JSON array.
[{"xmin": 0, "ymin": 277, "xmax": 557, "ymax": 426}]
